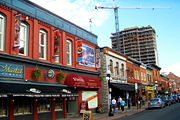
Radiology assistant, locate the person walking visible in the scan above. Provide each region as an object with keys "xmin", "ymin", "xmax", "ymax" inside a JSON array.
[
  {"xmin": 120, "ymin": 98, "xmax": 126, "ymax": 112},
  {"xmin": 118, "ymin": 96, "xmax": 122, "ymax": 110},
  {"xmin": 127, "ymin": 97, "xmax": 132, "ymax": 109},
  {"xmin": 111, "ymin": 97, "xmax": 117, "ymax": 114}
]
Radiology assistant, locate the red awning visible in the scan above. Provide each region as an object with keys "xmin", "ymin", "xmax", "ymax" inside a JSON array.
[{"xmin": 64, "ymin": 74, "xmax": 101, "ymax": 88}]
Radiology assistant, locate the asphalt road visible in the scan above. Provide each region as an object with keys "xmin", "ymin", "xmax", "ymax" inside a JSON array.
[{"xmin": 113, "ymin": 103, "xmax": 180, "ymax": 120}]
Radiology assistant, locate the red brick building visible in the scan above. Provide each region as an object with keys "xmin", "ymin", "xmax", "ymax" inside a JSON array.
[
  {"xmin": 167, "ymin": 72, "xmax": 180, "ymax": 93},
  {"xmin": 0, "ymin": 0, "xmax": 101, "ymax": 120}
]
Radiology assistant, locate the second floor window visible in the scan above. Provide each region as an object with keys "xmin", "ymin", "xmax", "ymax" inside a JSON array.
[
  {"xmin": 66, "ymin": 39, "xmax": 72, "ymax": 65},
  {"xmin": 39, "ymin": 30, "xmax": 47, "ymax": 60},
  {"xmin": 0, "ymin": 14, "xmax": 5, "ymax": 51},
  {"xmin": 19, "ymin": 23, "xmax": 28, "ymax": 56},
  {"xmin": 109, "ymin": 59, "xmax": 114, "ymax": 74}
]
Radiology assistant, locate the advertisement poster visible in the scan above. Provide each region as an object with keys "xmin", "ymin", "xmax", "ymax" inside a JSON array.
[
  {"xmin": 82, "ymin": 91, "xmax": 98, "ymax": 109},
  {"xmin": 78, "ymin": 44, "xmax": 95, "ymax": 68}
]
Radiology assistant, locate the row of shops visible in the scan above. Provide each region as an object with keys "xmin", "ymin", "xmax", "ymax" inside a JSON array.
[
  {"xmin": 0, "ymin": 55, "xmax": 101, "ymax": 120},
  {"xmin": 0, "ymin": 1, "xmax": 179, "ymax": 120}
]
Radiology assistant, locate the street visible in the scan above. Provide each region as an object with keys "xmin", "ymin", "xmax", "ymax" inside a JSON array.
[{"xmin": 114, "ymin": 103, "xmax": 180, "ymax": 120}]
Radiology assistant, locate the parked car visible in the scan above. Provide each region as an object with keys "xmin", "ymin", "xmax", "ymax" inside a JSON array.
[
  {"xmin": 160, "ymin": 97, "xmax": 170, "ymax": 106},
  {"xmin": 148, "ymin": 98, "xmax": 165, "ymax": 109},
  {"xmin": 172, "ymin": 95, "xmax": 179, "ymax": 102},
  {"xmin": 168, "ymin": 96, "xmax": 176, "ymax": 104}
]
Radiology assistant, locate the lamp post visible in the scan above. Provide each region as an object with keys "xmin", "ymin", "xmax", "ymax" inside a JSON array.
[{"xmin": 106, "ymin": 70, "xmax": 112, "ymax": 116}]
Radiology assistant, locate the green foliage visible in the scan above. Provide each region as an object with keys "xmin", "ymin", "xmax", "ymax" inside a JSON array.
[
  {"xmin": 31, "ymin": 69, "xmax": 41, "ymax": 79},
  {"xmin": 56, "ymin": 72, "xmax": 65, "ymax": 81}
]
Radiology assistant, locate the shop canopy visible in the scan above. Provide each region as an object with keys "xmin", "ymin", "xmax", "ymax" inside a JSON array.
[
  {"xmin": 64, "ymin": 74, "xmax": 101, "ymax": 88},
  {"xmin": 110, "ymin": 83, "xmax": 135, "ymax": 91},
  {"xmin": 0, "ymin": 81, "xmax": 78, "ymax": 97}
]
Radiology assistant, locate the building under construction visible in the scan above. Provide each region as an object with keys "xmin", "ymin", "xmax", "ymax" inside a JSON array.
[{"xmin": 111, "ymin": 25, "xmax": 159, "ymax": 65}]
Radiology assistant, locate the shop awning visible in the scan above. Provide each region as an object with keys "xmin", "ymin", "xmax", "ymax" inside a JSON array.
[
  {"xmin": 110, "ymin": 83, "xmax": 135, "ymax": 91},
  {"xmin": 64, "ymin": 74, "xmax": 101, "ymax": 88},
  {"xmin": 0, "ymin": 81, "xmax": 78, "ymax": 97}
]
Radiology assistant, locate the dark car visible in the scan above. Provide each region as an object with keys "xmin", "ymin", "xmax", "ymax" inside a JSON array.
[
  {"xmin": 148, "ymin": 98, "xmax": 165, "ymax": 109},
  {"xmin": 168, "ymin": 96, "xmax": 175, "ymax": 104},
  {"xmin": 172, "ymin": 95, "xmax": 178, "ymax": 102},
  {"xmin": 161, "ymin": 97, "xmax": 170, "ymax": 106}
]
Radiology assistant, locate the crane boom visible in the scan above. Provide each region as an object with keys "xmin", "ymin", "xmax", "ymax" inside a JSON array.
[{"xmin": 95, "ymin": 5, "xmax": 170, "ymax": 32}]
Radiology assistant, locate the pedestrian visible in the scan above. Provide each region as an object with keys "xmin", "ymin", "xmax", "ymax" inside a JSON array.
[
  {"xmin": 138, "ymin": 96, "xmax": 142, "ymax": 108},
  {"xmin": 127, "ymin": 97, "xmax": 132, "ymax": 109},
  {"xmin": 111, "ymin": 97, "xmax": 117, "ymax": 114},
  {"xmin": 120, "ymin": 98, "xmax": 126, "ymax": 112},
  {"xmin": 118, "ymin": 96, "xmax": 122, "ymax": 110}
]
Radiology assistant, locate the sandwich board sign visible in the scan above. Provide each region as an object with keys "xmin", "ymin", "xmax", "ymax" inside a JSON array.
[{"xmin": 82, "ymin": 111, "xmax": 93, "ymax": 120}]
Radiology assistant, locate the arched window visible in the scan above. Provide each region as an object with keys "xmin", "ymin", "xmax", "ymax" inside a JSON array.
[
  {"xmin": 19, "ymin": 22, "xmax": 28, "ymax": 56},
  {"xmin": 39, "ymin": 29, "xmax": 47, "ymax": 60},
  {"xmin": 0, "ymin": 13, "xmax": 6, "ymax": 51},
  {"xmin": 116, "ymin": 62, "xmax": 119, "ymax": 75},
  {"xmin": 121, "ymin": 63, "xmax": 124, "ymax": 76},
  {"xmin": 66, "ymin": 39, "xmax": 72, "ymax": 65},
  {"xmin": 109, "ymin": 59, "xmax": 114, "ymax": 74}
]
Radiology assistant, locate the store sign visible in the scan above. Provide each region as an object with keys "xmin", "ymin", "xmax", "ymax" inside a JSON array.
[
  {"xmin": 146, "ymin": 86, "xmax": 154, "ymax": 91},
  {"xmin": 27, "ymin": 88, "xmax": 41, "ymax": 94},
  {"xmin": 0, "ymin": 62, "xmax": 24, "ymax": 78},
  {"xmin": 47, "ymin": 69, "xmax": 55, "ymax": 79}
]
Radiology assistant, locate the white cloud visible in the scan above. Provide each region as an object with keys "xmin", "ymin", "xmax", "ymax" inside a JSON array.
[
  {"xmin": 161, "ymin": 63, "xmax": 180, "ymax": 77},
  {"xmin": 29, "ymin": 0, "xmax": 110, "ymax": 29}
]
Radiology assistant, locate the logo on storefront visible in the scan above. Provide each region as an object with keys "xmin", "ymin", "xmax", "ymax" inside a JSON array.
[
  {"xmin": 27, "ymin": 88, "xmax": 41, "ymax": 94},
  {"xmin": 47, "ymin": 69, "xmax": 55, "ymax": 79},
  {"xmin": 0, "ymin": 62, "xmax": 24, "ymax": 78},
  {"xmin": 62, "ymin": 89, "xmax": 71, "ymax": 93}
]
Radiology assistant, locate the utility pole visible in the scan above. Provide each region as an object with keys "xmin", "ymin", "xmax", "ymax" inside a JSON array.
[{"xmin": 95, "ymin": 1, "xmax": 170, "ymax": 32}]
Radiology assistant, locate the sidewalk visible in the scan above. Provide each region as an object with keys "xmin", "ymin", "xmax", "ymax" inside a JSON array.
[{"xmin": 58, "ymin": 105, "xmax": 147, "ymax": 120}]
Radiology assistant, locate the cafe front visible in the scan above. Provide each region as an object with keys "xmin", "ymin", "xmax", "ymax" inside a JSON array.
[
  {"xmin": 0, "ymin": 61, "xmax": 77, "ymax": 120},
  {"xmin": 64, "ymin": 73, "xmax": 101, "ymax": 114}
]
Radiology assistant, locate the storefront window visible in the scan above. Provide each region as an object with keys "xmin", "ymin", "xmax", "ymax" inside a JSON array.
[
  {"xmin": 0, "ymin": 13, "xmax": 5, "ymax": 51},
  {"xmin": 14, "ymin": 97, "xmax": 33, "ymax": 115},
  {"xmin": 0, "ymin": 97, "xmax": 8, "ymax": 117},
  {"xmin": 38, "ymin": 98, "xmax": 51, "ymax": 113},
  {"xmin": 54, "ymin": 98, "xmax": 63, "ymax": 111}
]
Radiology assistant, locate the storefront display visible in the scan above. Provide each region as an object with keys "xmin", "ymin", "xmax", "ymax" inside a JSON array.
[
  {"xmin": 54, "ymin": 98, "xmax": 63, "ymax": 111},
  {"xmin": 0, "ymin": 97, "xmax": 8, "ymax": 117},
  {"xmin": 14, "ymin": 97, "xmax": 33, "ymax": 115},
  {"xmin": 37, "ymin": 98, "xmax": 51, "ymax": 113}
]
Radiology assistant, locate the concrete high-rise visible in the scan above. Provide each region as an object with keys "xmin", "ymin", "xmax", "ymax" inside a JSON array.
[{"xmin": 111, "ymin": 25, "xmax": 159, "ymax": 65}]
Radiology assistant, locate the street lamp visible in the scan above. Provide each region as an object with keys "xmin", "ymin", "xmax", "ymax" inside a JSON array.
[{"xmin": 106, "ymin": 70, "xmax": 112, "ymax": 116}]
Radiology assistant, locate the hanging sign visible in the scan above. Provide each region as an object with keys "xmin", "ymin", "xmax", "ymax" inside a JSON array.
[{"xmin": 14, "ymin": 14, "xmax": 21, "ymax": 47}]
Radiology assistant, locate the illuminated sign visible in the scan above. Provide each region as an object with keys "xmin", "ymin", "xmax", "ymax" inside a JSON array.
[{"xmin": 0, "ymin": 62, "xmax": 24, "ymax": 78}]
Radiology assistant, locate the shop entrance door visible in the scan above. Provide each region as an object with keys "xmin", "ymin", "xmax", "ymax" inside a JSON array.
[{"xmin": 67, "ymin": 100, "xmax": 78, "ymax": 117}]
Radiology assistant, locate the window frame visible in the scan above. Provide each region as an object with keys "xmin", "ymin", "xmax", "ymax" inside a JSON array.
[
  {"xmin": 0, "ymin": 13, "xmax": 5, "ymax": 51},
  {"xmin": 19, "ymin": 22, "xmax": 28, "ymax": 56},
  {"xmin": 66, "ymin": 39, "xmax": 72, "ymax": 65},
  {"xmin": 39, "ymin": 29, "xmax": 47, "ymax": 60}
]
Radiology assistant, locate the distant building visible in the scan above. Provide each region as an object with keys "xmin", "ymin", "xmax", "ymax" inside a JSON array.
[
  {"xmin": 167, "ymin": 72, "xmax": 180, "ymax": 93},
  {"xmin": 111, "ymin": 25, "xmax": 159, "ymax": 65}
]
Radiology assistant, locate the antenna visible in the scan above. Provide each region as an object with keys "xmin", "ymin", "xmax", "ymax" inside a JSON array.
[{"xmin": 89, "ymin": 18, "xmax": 92, "ymax": 32}]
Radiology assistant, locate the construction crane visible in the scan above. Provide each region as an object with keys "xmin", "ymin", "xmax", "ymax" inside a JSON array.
[{"xmin": 95, "ymin": 2, "xmax": 170, "ymax": 32}]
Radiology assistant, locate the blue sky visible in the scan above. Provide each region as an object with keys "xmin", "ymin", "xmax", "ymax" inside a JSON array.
[{"xmin": 30, "ymin": 0, "xmax": 180, "ymax": 76}]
